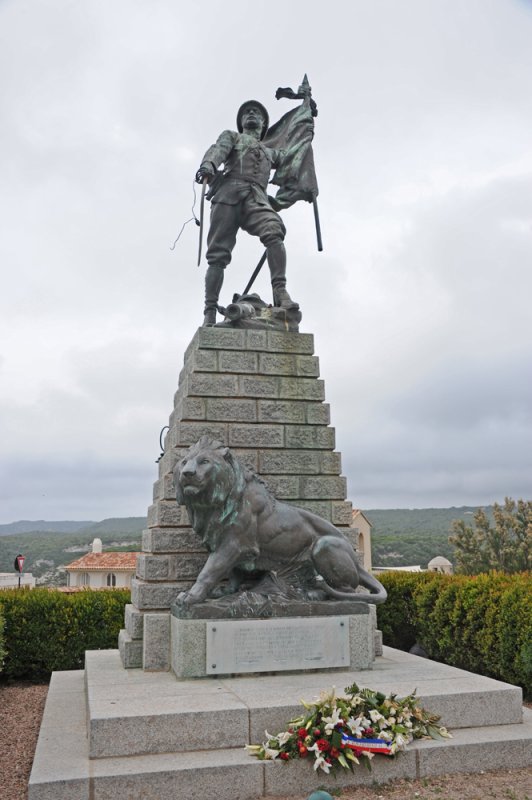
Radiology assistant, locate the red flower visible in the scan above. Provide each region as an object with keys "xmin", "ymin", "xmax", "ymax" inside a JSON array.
[
  {"xmin": 316, "ymin": 738, "xmax": 330, "ymax": 752},
  {"xmin": 298, "ymin": 745, "xmax": 308, "ymax": 757},
  {"xmin": 297, "ymin": 728, "xmax": 307, "ymax": 738},
  {"xmin": 330, "ymin": 747, "xmax": 340, "ymax": 758},
  {"xmin": 279, "ymin": 751, "xmax": 290, "ymax": 761},
  {"xmin": 313, "ymin": 728, "xmax": 322, "ymax": 737},
  {"xmin": 364, "ymin": 727, "xmax": 374, "ymax": 736}
]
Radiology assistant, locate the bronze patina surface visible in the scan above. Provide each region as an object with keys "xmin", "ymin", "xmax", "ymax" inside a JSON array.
[
  {"xmin": 173, "ymin": 437, "xmax": 387, "ymax": 615},
  {"xmin": 196, "ymin": 77, "xmax": 319, "ymax": 326}
]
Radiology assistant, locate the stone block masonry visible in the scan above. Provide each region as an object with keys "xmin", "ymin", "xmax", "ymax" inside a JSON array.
[{"xmin": 119, "ymin": 327, "xmax": 356, "ymax": 670}]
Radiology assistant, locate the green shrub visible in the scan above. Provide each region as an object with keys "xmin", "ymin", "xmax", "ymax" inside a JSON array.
[
  {"xmin": 376, "ymin": 571, "xmax": 532, "ymax": 698},
  {"xmin": 376, "ymin": 571, "xmax": 441, "ymax": 650},
  {"xmin": 494, "ymin": 575, "xmax": 532, "ymax": 690},
  {"xmin": 0, "ymin": 608, "xmax": 5, "ymax": 674},
  {"xmin": 0, "ymin": 588, "xmax": 130, "ymax": 681}
]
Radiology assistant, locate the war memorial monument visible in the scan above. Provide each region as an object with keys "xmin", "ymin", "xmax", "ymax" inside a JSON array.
[{"xmin": 29, "ymin": 77, "xmax": 532, "ymax": 799}]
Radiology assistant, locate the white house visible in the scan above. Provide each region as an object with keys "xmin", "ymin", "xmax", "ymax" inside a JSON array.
[
  {"xmin": 65, "ymin": 538, "xmax": 138, "ymax": 589},
  {"xmin": 0, "ymin": 572, "xmax": 36, "ymax": 590}
]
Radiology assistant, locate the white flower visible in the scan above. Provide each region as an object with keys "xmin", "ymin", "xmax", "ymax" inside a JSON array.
[
  {"xmin": 346, "ymin": 716, "xmax": 365, "ymax": 736},
  {"xmin": 322, "ymin": 707, "xmax": 343, "ymax": 732},
  {"xmin": 276, "ymin": 730, "xmax": 292, "ymax": 746},
  {"xmin": 264, "ymin": 729, "xmax": 291, "ymax": 747},
  {"xmin": 369, "ymin": 709, "xmax": 384, "ymax": 723},
  {"xmin": 264, "ymin": 747, "xmax": 280, "ymax": 759},
  {"xmin": 306, "ymin": 742, "xmax": 332, "ymax": 774},
  {"xmin": 317, "ymin": 687, "xmax": 336, "ymax": 706},
  {"xmin": 313, "ymin": 754, "xmax": 331, "ymax": 774}
]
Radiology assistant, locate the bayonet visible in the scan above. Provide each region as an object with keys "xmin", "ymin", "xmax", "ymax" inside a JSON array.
[{"xmin": 197, "ymin": 177, "xmax": 208, "ymax": 267}]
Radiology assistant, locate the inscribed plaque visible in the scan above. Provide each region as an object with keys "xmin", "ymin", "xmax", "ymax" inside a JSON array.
[{"xmin": 206, "ymin": 616, "xmax": 350, "ymax": 674}]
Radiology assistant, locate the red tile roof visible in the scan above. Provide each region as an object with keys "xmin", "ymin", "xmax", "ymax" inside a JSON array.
[{"xmin": 65, "ymin": 552, "xmax": 139, "ymax": 571}]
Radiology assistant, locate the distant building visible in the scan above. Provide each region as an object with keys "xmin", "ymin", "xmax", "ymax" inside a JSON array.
[
  {"xmin": 372, "ymin": 565, "xmax": 423, "ymax": 574},
  {"xmin": 373, "ymin": 557, "xmax": 453, "ymax": 575},
  {"xmin": 351, "ymin": 509, "xmax": 373, "ymax": 571},
  {"xmin": 65, "ymin": 538, "xmax": 138, "ymax": 589},
  {"xmin": 0, "ymin": 573, "xmax": 36, "ymax": 590},
  {"xmin": 427, "ymin": 556, "xmax": 453, "ymax": 574}
]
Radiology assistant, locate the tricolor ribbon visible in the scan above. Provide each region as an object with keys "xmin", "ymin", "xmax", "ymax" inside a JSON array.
[{"xmin": 341, "ymin": 734, "xmax": 393, "ymax": 755}]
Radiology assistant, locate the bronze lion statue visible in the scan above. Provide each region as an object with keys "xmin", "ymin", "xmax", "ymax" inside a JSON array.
[{"xmin": 173, "ymin": 437, "xmax": 387, "ymax": 607}]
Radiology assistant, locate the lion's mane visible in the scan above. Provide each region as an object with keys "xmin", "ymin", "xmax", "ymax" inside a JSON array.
[{"xmin": 174, "ymin": 436, "xmax": 268, "ymax": 552}]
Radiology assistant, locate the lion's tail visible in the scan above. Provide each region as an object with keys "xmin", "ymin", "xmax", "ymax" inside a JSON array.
[{"xmin": 319, "ymin": 567, "xmax": 388, "ymax": 605}]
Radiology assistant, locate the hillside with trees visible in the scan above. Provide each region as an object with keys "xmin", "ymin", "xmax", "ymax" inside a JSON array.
[
  {"xmin": 366, "ymin": 506, "xmax": 494, "ymax": 569},
  {"xmin": 0, "ymin": 520, "xmax": 94, "ymax": 537},
  {"xmin": 0, "ymin": 518, "xmax": 145, "ymax": 585},
  {"xmin": 3, "ymin": 504, "xmax": 525, "ymax": 582}
]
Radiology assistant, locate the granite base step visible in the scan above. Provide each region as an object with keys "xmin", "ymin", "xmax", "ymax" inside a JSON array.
[
  {"xmin": 29, "ymin": 648, "xmax": 532, "ymax": 800},
  {"xmin": 83, "ymin": 647, "xmax": 524, "ymax": 759}
]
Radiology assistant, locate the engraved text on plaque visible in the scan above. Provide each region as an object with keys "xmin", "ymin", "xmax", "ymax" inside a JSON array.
[{"xmin": 206, "ymin": 617, "xmax": 350, "ymax": 675}]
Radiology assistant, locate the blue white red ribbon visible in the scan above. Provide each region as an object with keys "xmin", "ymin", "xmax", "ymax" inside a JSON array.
[{"xmin": 341, "ymin": 734, "xmax": 393, "ymax": 755}]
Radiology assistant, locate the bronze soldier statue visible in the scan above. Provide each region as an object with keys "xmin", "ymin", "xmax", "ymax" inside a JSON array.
[{"xmin": 196, "ymin": 80, "xmax": 318, "ymax": 326}]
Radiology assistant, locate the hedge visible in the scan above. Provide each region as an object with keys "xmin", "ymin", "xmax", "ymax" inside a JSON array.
[
  {"xmin": 0, "ymin": 588, "xmax": 130, "ymax": 681},
  {"xmin": 377, "ymin": 571, "xmax": 532, "ymax": 698},
  {"xmin": 0, "ymin": 608, "xmax": 5, "ymax": 675}
]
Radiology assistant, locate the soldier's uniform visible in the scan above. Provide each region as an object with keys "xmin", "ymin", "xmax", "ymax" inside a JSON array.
[
  {"xmin": 203, "ymin": 131, "xmax": 286, "ymax": 267},
  {"xmin": 197, "ymin": 101, "xmax": 296, "ymax": 324}
]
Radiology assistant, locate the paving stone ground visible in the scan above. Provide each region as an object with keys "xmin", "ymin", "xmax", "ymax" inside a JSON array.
[{"xmin": 1, "ymin": 681, "xmax": 530, "ymax": 800}]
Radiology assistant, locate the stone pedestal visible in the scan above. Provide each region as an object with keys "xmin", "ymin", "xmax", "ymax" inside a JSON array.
[
  {"xmin": 171, "ymin": 603, "xmax": 376, "ymax": 679},
  {"xmin": 28, "ymin": 647, "xmax": 532, "ymax": 799},
  {"xmin": 29, "ymin": 328, "xmax": 532, "ymax": 797},
  {"xmin": 120, "ymin": 327, "xmax": 360, "ymax": 671}
]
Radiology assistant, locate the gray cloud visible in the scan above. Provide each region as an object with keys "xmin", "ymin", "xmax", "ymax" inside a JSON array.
[
  {"xmin": 1, "ymin": 0, "xmax": 532, "ymax": 519},
  {"xmin": 0, "ymin": 457, "xmax": 154, "ymax": 522}
]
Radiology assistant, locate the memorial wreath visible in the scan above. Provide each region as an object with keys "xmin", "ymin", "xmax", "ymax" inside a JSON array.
[{"xmin": 246, "ymin": 682, "xmax": 451, "ymax": 774}]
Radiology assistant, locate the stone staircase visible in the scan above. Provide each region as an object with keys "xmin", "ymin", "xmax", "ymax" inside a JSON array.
[{"xmin": 29, "ymin": 647, "xmax": 532, "ymax": 799}]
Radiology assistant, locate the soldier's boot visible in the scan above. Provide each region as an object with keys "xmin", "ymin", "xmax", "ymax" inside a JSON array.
[
  {"xmin": 267, "ymin": 243, "xmax": 299, "ymax": 309},
  {"xmin": 203, "ymin": 265, "xmax": 224, "ymax": 326}
]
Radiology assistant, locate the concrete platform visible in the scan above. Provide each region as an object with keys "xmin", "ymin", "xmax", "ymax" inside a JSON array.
[{"xmin": 29, "ymin": 647, "xmax": 532, "ymax": 800}]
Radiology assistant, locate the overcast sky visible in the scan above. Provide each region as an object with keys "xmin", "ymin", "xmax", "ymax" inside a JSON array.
[{"xmin": 1, "ymin": 0, "xmax": 531, "ymax": 522}]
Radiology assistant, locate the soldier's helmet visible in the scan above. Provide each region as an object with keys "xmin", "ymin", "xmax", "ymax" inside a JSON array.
[{"xmin": 236, "ymin": 100, "xmax": 269, "ymax": 140}]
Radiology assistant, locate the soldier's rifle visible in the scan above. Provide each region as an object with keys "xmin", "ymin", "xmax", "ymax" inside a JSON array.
[{"xmin": 197, "ymin": 176, "xmax": 208, "ymax": 267}]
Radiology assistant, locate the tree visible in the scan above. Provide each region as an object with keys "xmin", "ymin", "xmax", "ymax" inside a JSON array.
[{"xmin": 450, "ymin": 497, "xmax": 532, "ymax": 574}]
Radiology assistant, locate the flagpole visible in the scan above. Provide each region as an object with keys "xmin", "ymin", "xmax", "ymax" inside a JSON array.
[{"xmin": 312, "ymin": 195, "xmax": 323, "ymax": 252}]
